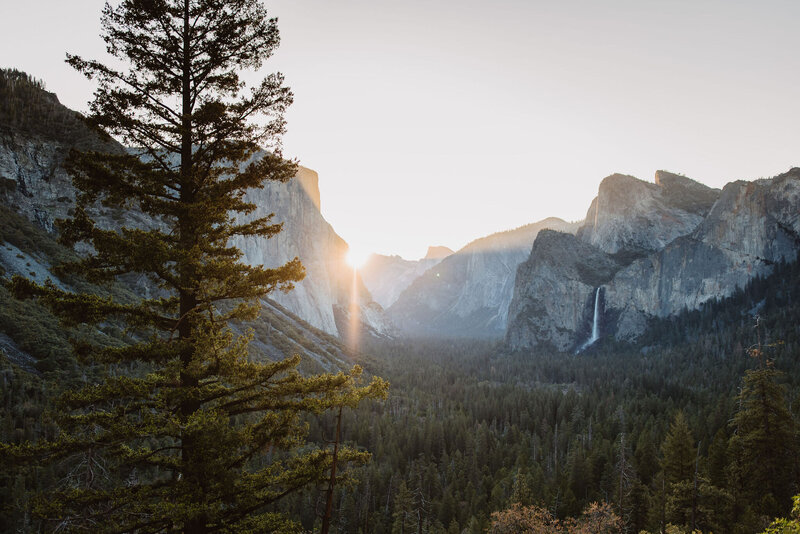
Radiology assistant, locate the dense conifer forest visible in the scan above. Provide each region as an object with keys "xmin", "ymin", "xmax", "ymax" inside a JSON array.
[
  {"xmin": 2, "ymin": 242, "xmax": 799, "ymax": 532},
  {"xmin": 0, "ymin": 69, "xmax": 114, "ymax": 151},
  {"xmin": 274, "ymin": 261, "xmax": 800, "ymax": 533}
]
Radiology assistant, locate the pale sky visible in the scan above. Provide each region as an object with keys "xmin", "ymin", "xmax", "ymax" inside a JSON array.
[{"xmin": 2, "ymin": 1, "xmax": 799, "ymax": 259}]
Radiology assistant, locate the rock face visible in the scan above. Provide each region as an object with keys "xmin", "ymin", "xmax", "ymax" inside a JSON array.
[
  {"xmin": 576, "ymin": 171, "xmax": 719, "ymax": 257},
  {"xmin": 388, "ymin": 217, "xmax": 580, "ymax": 338},
  {"xmin": 359, "ymin": 246, "xmax": 454, "ymax": 309},
  {"xmin": 232, "ymin": 164, "xmax": 391, "ymax": 337},
  {"xmin": 505, "ymin": 230, "xmax": 621, "ymax": 351},
  {"xmin": 606, "ymin": 170, "xmax": 800, "ymax": 339},
  {"xmin": 506, "ymin": 169, "xmax": 800, "ymax": 352},
  {"xmin": 0, "ymin": 132, "xmax": 75, "ymax": 232},
  {"xmin": 0, "ymin": 77, "xmax": 389, "ymax": 339},
  {"xmin": 424, "ymin": 246, "xmax": 454, "ymax": 260}
]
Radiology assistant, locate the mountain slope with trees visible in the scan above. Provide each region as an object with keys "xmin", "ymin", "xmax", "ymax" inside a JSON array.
[
  {"xmin": 286, "ymin": 258, "xmax": 800, "ymax": 533},
  {"xmin": 0, "ymin": 2, "xmax": 387, "ymax": 532}
]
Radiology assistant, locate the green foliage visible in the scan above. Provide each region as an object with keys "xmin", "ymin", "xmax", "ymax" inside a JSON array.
[
  {"xmin": 1, "ymin": 1, "xmax": 388, "ymax": 532},
  {"xmin": 730, "ymin": 362, "xmax": 798, "ymax": 518},
  {"xmin": 271, "ymin": 257, "xmax": 800, "ymax": 533},
  {"xmin": 0, "ymin": 206, "xmax": 74, "ymax": 266},
  {"xmin": 661, "ymin": 412, "xmax": 695, "ymax": 486},
  {"xmin": 764, "ymin": 495, "xmax": 800, "ymax": 534},
  {"xmin": 0, "ymin": 68, "xmax": 112, "ymax": 150},
  {"xmin": 391, "ymin": 481, "xmax": 415, "ymax": 534}
]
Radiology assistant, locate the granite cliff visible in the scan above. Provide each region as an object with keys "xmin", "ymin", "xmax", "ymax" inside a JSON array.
[
  {"xmin": 606, "ymin": 170, "xmax": 800, "ymax": 339},
  {"xmin": 388, "ymin": 217, "xmax": 580, "ymax": 338},
  {"xmin": 506, "ymin": 169, "xmax": 800, "ymax": 352},
  {"xmin": 0, "ymin": 71, "xmax": 390, "ymax": 340},
  {"xmin": 231, "ymin": 163, "xmax": 392, "ymax": 337},
  {"xmin": 577, "ymin": 171, "xmax": 720, "ymax": 257}
]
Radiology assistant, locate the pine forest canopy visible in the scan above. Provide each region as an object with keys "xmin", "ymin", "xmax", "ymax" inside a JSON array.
[{"xmin": 1, "ymin": 1, "xmax": 386, "ymax": 532}]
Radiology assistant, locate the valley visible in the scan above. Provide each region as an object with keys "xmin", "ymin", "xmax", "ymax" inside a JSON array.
[{"xmin": 1, "ymin": 62, "xmax": 799, "ymax": 534}]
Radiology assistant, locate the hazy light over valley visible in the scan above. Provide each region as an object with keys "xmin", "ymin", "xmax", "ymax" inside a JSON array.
[{"xmin": 3, "ymin": 0, "xmax": 799, "ymax": 259}]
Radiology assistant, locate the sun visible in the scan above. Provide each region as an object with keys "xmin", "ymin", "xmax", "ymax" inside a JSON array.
[{"xmin": 345, "ymin": 246, "xmax": 372, "ymax": 270}]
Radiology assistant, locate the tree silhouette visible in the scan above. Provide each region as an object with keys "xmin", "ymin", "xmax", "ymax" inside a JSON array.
[{"xmin": 2, "ymin": 1, "xmax": 387, "ymax": 532}]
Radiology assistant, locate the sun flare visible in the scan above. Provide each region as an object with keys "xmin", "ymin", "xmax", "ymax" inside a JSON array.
[{"xmin": 345, "ymin": 247, "xmax": 371, "ymax": 270}]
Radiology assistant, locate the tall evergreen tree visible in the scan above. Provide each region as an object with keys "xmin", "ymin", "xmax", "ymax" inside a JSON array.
[
  {"xmin": 661, "ymin": 412, "xmax": 695, "ymax": 486},
  {"xmin": 730, "ymin": 350, "xmax": 798, "ymax": 517},
  {"xmin": 1, "ymin": 1, "xmax": 387, "ymax": 532},
  {"xmin": 660, "ymin": 412, "xmax": 697, "ymax": 529},
  {"xmin": 392, "ymin": 481, "xmax": 415, "ymax": 534}
]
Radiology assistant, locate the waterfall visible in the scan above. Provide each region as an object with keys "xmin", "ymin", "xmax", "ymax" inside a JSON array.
[{"xmin": 577, "ymin": 287, "xmax": 601, "ymax": 353}]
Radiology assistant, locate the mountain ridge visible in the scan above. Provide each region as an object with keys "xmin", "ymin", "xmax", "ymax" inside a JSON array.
[
  {"xmin": 387, "ymin": 217, "xmax": 581, "ymax": 338},
  {"xmin": 506, "ymin": 168, "xmax": 800, "ymax": 352},
  {"xmin": 0, "ymin": 68, "xmax": 390, "ymax": 341}
]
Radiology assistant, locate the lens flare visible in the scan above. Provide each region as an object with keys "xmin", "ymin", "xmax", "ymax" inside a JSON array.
[{"xmin": 345, "ymin": 247, "xmax": 371, "ymax": 270}]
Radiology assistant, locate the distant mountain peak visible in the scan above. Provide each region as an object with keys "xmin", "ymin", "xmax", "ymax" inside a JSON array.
[
  {"xmin": 506, "ymin": 167, "xmax": 800, "ymax": 352},
  {"xmin": 598, "ymin": 173, "xmax": 647, "ymax": 191},
  {"xmin": 387, "ymin": 217, "xmax": 581, "ymax": 339},
  {"xmin": 424, "ymin": 245, "xmax": 454, "ymax": 260}
]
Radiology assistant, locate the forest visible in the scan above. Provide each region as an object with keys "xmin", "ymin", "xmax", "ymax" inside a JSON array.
[
  {"xmin": 274, "ymin": 260, "xmax": 800, "ymax": 533},
  {"xmin": 1, "ymin": 0, "xmax": 799, "ymax": 532},
  {"xmin": 4, "ymin": 254, "xmax": 798, "ymax": 532}
]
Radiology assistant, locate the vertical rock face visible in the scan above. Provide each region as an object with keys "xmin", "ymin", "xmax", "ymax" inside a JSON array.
[
  {"xmin": 696, "ymin": 174, "xmax": 800, "ymax": 259},
  {"xmin": 359, "ymin": 246, "xmax": 454, "ymax": 309},
  {"xmin": 0, "ymin": 133, "xmax": 73, "ymax": 232},
  {"xmin": 388, "ymin": 217, "xmax": 580, "ymax": 338},
  {"xmin": 506, "ymin": 169, "xmax": 800, "ymax": 352},
  {"xmin": 232, "ymin": 164, "xmax": 391, "ymax": 337},
  {"xmin": 0, "ymin": 80, "xmax": 390, "ymax": 339},
  {"xmin": 577, "ymin": 172, "xmax": 719, "ymax": 257},
  {"xmin": 0, "ymin": 133, "xmax": 157, "ymax": 236},
  {"xmin": 505, "ymin": 230, "xmax": 621, "ymax": 351},
  {"xmin": 605, "ymin": 169, "xmax": 800, "ymax": 339}
]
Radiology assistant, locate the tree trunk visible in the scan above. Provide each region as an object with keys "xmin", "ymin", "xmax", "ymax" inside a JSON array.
[
  {"xmin": 179, "ymin": 2, "xmax": 204, "ymax": 533},
  {"xmin": 321, "ymin": 406, "xmax": 343, "ymax": 534}
]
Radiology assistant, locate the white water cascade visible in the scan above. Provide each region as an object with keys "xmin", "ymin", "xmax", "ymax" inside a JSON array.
[{"xmin": 577, "ymin": 287, "xmax": 601, "ymax": 353}]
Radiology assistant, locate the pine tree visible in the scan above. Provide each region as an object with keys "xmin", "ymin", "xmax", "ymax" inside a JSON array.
[
  {"xmin": 392, "ymin": 481, "xmax": 415, "ymax": 534},
  {"xmin": 705, "ymin": 427, "xmax": 728, "ymax": 489},
  {"xmin": 633, "ymin": 430, "xmax": 658, "ymax": 486},
  {"xmin": 660, "ymin": 412, "xmax": 697, "ymax": 529},
  {"xmin": 614, "ymin": 433, "xmax": 636, "ymax": 529},
  {"xmin": 510, "ymin": 467, "xmax": 534, "ymax": 506},
  {"xmin": 661, "ymin": 412, "xmax": 695, "ymax": 486},
  {"xmin": 730, "ymin": 349, "xmax": 798, "ymax": 517},
  {"xmin": 1, "ymin": 1, "xmax": 387, "ymax": 532}
]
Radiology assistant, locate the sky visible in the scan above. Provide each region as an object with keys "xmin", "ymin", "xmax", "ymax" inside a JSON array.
[{"xmin": 2, "ymin": 1, "xmax": 799, "ymax": 260}]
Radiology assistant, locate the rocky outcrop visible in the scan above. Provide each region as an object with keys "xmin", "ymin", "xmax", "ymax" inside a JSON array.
[
  {"xmin": 606, "ymin": 169, "xmax": 800, "ymax": 339},
  {"xmin": 577, "ymin": 171, "xmax": 719, "ymax": 257},
  {"xmin": 232, "ymin": 164, "xmax": 391, "ymax": 337},
  {"xmin": 359, "ymin": 246, "xmax": 453, "ymax": 309},
  {"xmin": 0, "ymin": 79, "xmax": 390, "ymax": 339},
  {"xmin": 505, "ymin": 230, "xmax": 621, "ymax": 351},
  {"xmin": 389, "ymin": 217, "xmax": 580, "ymax": 338},
  {"xmin": 424, "ymin": 246, "xmax": 454, "ymax": 260},
  {"xmin": 0, "ymin": 132, "xmax": 75, "ymax": 232},
  {"xmin": 506, "ymin": 169, "xmax": 800, "ymax": 352}
]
